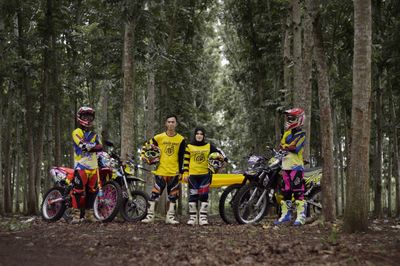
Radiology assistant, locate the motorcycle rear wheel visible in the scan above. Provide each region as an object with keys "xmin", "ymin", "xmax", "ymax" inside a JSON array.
[
  {"xmin": 93, "ymin": 180, "xmax": 122, "ymax": 222},
  {"xmin": 41, "ymin": 187, "xmax": 66, "ymax": 222},
  {"xmin": 120, "ymin": 190, "xmax": 149, "ymax": 222},
  {"xmin": 233, "ymin": 183, "xmax": 268, "ymax": 224},
  {"xmin": 219, "ymin": 184, "xmax": 242, "ymax": 224}
]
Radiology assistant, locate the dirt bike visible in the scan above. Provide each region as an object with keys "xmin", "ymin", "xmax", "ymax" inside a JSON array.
[
  {"xmin": 105, "ymin": 141, "xmax": 149, "ymax": 222},
  {"xmin": 230, "ymin": 149, "xmax": 322, "ymax": 224},
  {"xmin": 41, "ymin": 152, "xmax": 122, "ymax": 223}
]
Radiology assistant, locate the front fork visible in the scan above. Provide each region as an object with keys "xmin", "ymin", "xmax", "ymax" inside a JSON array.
[
  {"xmin": 248, "ymin": 187, "xmax": 268, "ymax": 209},
  {"xmin": 120, "ymin": 166, "xmax": 133, "ymax": 201}
]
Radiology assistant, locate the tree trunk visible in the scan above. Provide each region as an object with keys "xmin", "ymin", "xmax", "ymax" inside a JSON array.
[
  {"xmin": 292, "ymin": 0, "xmax": 303, "ymax": 107},
  {"xmin": 388, "ymin": 145, "xmax": 392, "ymax": 217},
  {"xmin": 302, "ymin": 0, "xmax": 314, "ymax": 162},
  {"xmin": 389, "ymin": 85, "xmax": 400, "ymax": 217},
  {"xmin": 333, "ymin": 107, "xmax": 342, "ymax": 215},
  {"xmin": 15, "ymin": 121, "xmax": 21, "ymax": 213},
  {"xmin": 16, "ymin": 0, "xmax": 37, "ymax": 214},
  {"xmin": 313, "ymin": 12, "xmax": 336, "ymax": 222},
  {"xmin": 0, "ymin": 0, "xmax": 5, "ymax": 215},
  {"xmin": 373, "ymin": 84, "xmax": 383, "ymax": 218},
  {"xmin": 3, "ymin": 86, "xmax": 13, "ymax": 213},
  {"xmin": 283, "ymin": 14, "xmax": 292, "ymax": 106},
  {"xmin": 144, "ymin": 59, "xmax": 156, "ymax": 196},
  {"xmin": 33, "ymin": 0, "xmax": 53, "ymax": 212},
  {"xmin": 53, "ymin": 97, "xmax": 61, "ymax": 167},
  {"xmin": 120, "ymin": 18, "xmax": 136, "ymax": 161},
  {"xmin": 98, "ymin": 81, "xmax": 110, "ymax": 142},
  {"xmin": 344, "ymin": 0, "xmax": 372, "ymax": 233}
]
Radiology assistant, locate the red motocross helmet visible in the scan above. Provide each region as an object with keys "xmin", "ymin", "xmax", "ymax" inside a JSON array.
[
  {"xmin": 77, "ymin": 107, "xmax": 95, "ymax": 128},
  {"xmin": 284, "ymin": 108, "xmax": 305, "ymax": 130}
]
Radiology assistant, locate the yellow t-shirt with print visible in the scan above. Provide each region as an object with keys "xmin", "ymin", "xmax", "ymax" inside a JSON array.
[
  {"xmin": 184, "ymin": 143, "xmax": 211, "ymax": 175},
  {"xmin": 152, "ymin": 132, "xmax": 185, "ymax": 176}
]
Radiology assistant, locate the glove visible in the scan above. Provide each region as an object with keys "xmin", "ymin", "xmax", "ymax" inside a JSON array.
[
  {"xmin": 79, "ymin": 142, "xmax": 96, "ymax": 151},
  {"xmin": 85, "ymin": 142, "xmax": 96, "ymax": 151}
]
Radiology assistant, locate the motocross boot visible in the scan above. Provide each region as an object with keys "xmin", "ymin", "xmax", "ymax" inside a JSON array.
[
  {"xmin": 199, "ymin": 201, "xmax": 209, "ymax": 226},
  {"xmin": 274, "ymin": 200, "xmax": 292, "ymax": 225},
  {"xmin": 187, "ymin": 202, "xmax": 198, "ymax": 225},
  {"xmin": 70, "ymin": 208, "xmax": 84, "ymax": 224},
  {"xmin": 293, "ymin": 200, "xmax": 307, "ymax": 226},
  {"xmin": 142, "ymin": 201, "xmax": 156, "ymax": 223},
  {"xmin": 85, "ymin": 209, "xmax": 97, "ymax": 223},
  {"xmin": 165, "ymin": 202, "xmax": 179, "ymax": 224}
]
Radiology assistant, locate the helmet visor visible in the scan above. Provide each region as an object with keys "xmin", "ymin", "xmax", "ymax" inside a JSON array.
[{"xmin": 81, "ymin": 113, "xmax": 94, "ymax": 122}]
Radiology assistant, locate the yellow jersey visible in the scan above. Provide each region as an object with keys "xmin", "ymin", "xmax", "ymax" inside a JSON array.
[
  {"xmin": 280, "ymin": 129, "xmax": 306, "ymax": 171},
  {"xmin": 148, "ymin": 132, "xmax": 185, "ymax": 176},
  {"xmin": 72, "ymin": 128, "xmax": 101, "ymax": 170},
  {"xmin": 184, "ymin": 143, "xmax": 212, "ymax": 175}
]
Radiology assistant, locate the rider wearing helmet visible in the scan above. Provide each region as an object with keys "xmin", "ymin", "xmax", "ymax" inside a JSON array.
[
  {"xmin": 183, "ymin": 127, "xmax": 226, "ymax": 226},
  {"xmin": 275, "ymin": 108, "xmax": 307, "ymax": 226},
  {"xmin": 141, "ymin": 114, "xmax": 186, "ymax": 224},
  {"xmin": 68, "ymin": 106, "xmax": 103, "ymax": 223}
]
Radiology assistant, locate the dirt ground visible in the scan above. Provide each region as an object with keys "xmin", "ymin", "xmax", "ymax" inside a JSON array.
[{"xmin": 1, "ymin": 215, "xmax": 400, "ymax": 266}]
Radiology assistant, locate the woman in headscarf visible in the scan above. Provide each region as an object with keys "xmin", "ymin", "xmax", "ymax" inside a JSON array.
[{"xmin": 182, "ymin": 127, "xmax": 225, "ymax": 225}]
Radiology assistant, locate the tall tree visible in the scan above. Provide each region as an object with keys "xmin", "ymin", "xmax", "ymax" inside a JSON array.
[
  {"xmin": 292, "ymin": 0, "xmax": 303, "ymax": 107},
  {"xmin": 302, "ymin": 0, "xmax": 313, "ymax": 161},
  {"xmin": 313, "ymin": 6, "xmax": 336, "ymax": 222},
  {"xmin": 344, "ymin": 0, "xmax": 372, "ymax": 232},
  {"xmin": 121, "ymin": 1, "xmax": 142, "ymax": 161}
]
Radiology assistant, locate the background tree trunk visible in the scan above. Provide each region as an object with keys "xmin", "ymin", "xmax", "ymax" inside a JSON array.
[
  {"xmin": 344, "ymin": 0, "xmax": 372, "ymax": 233},
  {"xmin": 313, "ymin": 11, "xmax": 336, "ymax": 222},
  {"xmin": 283, "ymin": 14, "xmax": 292, "ymax": 107},
  {"xmin": 3, "ymin": 86, "xmax": 14, "ymax": 213},
  {"xmin": 121, "ymin": 18, "xmax": 136, "ymax": 161},
  {"xmin": 302, "ymin": 0, "xmax": 314, "ymax": 162},
  {"xmin": 292, "ymin": 0, "xmax": 303, "ymax": 107},
  {"xmin": 389, "ymin": 85, "xmax": 400, "ymax": 217},
  {"xmin": 372, "ymin": 84, "xmax": 383, "ymax": 218}
]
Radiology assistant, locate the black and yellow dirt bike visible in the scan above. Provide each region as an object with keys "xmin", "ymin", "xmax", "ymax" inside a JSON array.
[
  {"xmin": 220, "ymin": 149, "xmax": 322, "ymax": 224},
  {"xmin": 101, "ymin": 141, "xmax": 150, "ymax": 222}
]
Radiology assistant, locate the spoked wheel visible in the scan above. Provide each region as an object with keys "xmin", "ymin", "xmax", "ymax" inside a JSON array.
[
  {"xmin": 233, "ymin": 183, "xmax": 269, "ymax": 224},
  {"xmin": 93, "ymin": 181, "xmax": 122, "ymax": 222},
  {"xmin": 306, "ymin": 188, "xmax": 322, "ymax": 217},
  {"xmin": 219, "ymin": 184, "xmax": 242, "ymax": 224},
  {"xmin": 41, "ymin": 187, "xmax": 67, "ymax": 222},
  {"xmin": 120, "ymin": 190, "xmax": 149, "ymax": 222}
]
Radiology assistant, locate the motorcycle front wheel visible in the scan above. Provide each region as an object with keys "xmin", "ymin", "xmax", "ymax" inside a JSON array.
[
  {"xmin": 93, "ymin": 180, "xmax": 122, "ymax": 222},
  {"xmin": 233, "ymin": 183, "xmax": 268, "ymax": 224},
  {"xmin": 120, "ymin": 190, "xmax": 149, "ymax": 222},
  {"xmin": 219, "ymin": 184, "xmax": 242, "ymax": 224},
  {"xmin": 41, "ymin": 187, "xmax": 67, "ymax": 222}
]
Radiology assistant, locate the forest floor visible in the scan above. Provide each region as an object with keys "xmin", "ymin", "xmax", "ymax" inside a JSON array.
[{"xmin": 0, "ymin": 214, "xmax": 400, "ymax": 266}]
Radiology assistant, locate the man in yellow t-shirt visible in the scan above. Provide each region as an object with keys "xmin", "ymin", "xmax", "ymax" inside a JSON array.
[{"xmin": 141, "ymin": 114, "xmax": 186, "ymax": 224}]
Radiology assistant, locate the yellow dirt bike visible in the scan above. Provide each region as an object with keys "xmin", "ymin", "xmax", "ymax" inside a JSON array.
[{"xmin": 221, "ymin": 149, "xmax": 322, "ymax": 224}]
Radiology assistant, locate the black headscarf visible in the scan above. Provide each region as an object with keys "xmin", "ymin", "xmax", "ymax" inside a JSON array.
[{"xmin": 191, "ymin": 127, "xmax": 207, "ymax": 146}]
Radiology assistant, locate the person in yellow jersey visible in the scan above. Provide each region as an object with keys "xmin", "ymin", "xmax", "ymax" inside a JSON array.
[
  {"xmin": 182, "ymin": 127, "xmax": 225, "ymax": 225},
  {"xmin": 141, "ymin": 114, "xmax": 186, "ymax": 224},
  {"xmin": 68, "ymin": 107, "xmax": 103, "ymax": 223}
]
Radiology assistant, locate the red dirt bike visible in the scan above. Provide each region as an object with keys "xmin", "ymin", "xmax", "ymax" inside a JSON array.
[{"xmin": 41, "ymin": 152, "xmax": 122, "ymax": 223}]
